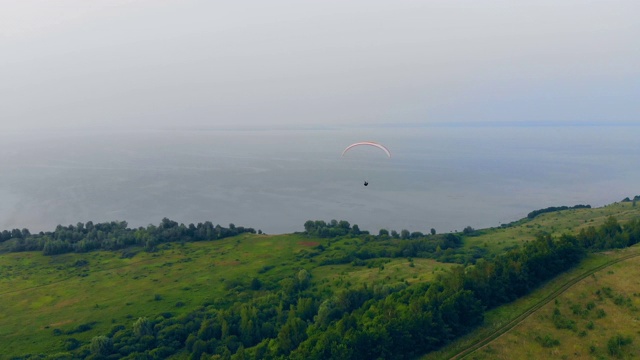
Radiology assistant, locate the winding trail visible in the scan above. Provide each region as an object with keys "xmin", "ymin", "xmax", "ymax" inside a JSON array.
[{"xmin": 450, "ymin": 251, "xmax": 640, "ymax": 360}]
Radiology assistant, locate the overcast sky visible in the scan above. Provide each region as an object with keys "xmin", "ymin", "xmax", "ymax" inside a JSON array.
[{"xmin": 1, "ymin": 0, "xmax": 638, "ymax": 131}]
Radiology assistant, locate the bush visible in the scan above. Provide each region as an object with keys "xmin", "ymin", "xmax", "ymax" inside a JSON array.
[
  {"xmin": 250, "ymin": 278, "xmax": 262, "ymax": 290},
  {"xmin": 608, "ymin": 334, "xmax": 633, "ymax": 357},
  {"xmin": 552, "ymin": 309, "xmax": 576, "ymax": 331},
  {"xmin": 90, "ymin": 335, "xmax": 113, "ymax": 355},
  {"xmin": 63, "ymin": 338, "xmax": 80, "ymax": 351},
  {"xmin": 535, "ymin": 334, "xmax": 560, "ymax": 348}
]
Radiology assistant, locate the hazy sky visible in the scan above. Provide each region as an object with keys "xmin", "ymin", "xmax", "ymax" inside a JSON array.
[{"xmin": 2, "ymin": 0, "xmax": 638, "ymax": 131}]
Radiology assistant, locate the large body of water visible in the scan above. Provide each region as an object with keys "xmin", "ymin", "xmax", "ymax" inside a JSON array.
[{"xmin": 0, "ymin": 125, "xmax": 638, "ymax": 235}]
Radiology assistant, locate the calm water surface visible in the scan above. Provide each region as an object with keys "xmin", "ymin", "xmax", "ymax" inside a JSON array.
[{"xmin": 0, "ymin": 126, "xmax": 638, "ymax": 234}]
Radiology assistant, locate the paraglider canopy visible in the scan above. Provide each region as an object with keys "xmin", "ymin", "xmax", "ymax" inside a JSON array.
[
  {"xmin": 341, "ymin": 141, "xmax": 391, "ymax": 158},
  {"xmin": 342, "ymin": 141, "xmax": 390, "ymax": 187}
]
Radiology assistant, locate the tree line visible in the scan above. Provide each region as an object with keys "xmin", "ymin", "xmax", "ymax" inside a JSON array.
[
  {"xmin": 302, "ymin": 219, "xmax": 474, "ymax": 264},
  {"xmin": 0, "ymin": 218, "xmax": 255, "ymax": 256},
  {"xmin": 527, "ymin": 204, "xmax": 591, "ymax": 219},
  {"xmin": 527, "ymin": 205, "xmax": 591, "ymax": 219},
  {"xmin": 302, "ymin": 219, "xmax": 437, "ymax": 239}
]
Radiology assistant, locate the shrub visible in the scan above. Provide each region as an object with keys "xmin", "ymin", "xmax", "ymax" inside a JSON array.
[
  {"xmin": 535, "ymin": 334, "xmax": 560, "ymax": 348},
  {"xmin": 608, "ymin": 334, "xmax": 633, "ymax": 357}
]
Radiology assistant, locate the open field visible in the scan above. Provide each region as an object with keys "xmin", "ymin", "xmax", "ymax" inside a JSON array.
[
  {"xmin": 312, "ymin": 257, "xmax": 455, "ymax": 287},
  {"xmin": 463, "ymin": 201, "xmax": 640, "ymax": 254}
]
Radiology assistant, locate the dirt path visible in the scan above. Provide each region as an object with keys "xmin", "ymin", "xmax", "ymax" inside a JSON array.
[{"xmin": 450, "ymin": 251, "xmax": 640, "ymax": 359}]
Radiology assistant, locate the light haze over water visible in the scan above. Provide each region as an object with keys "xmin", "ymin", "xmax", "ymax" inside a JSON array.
[
  {"xmin": 2, "ymin": 2, "xmax": 638, "ymax": 234},
  {"xmin": 1, "ymin": 125, "xmax": 638, "ymax": 235}
]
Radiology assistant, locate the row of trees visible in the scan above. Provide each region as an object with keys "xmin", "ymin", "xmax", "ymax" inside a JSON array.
[
  {"xmin": 577, "ymin": 216, "xmax": 640, "ymax": 250},
  {"xmin": 2, "ymin": 218, "xmax": 256, "ymax": 256},
  {"xmin": 303, "ymin": 219, "xmax": 437, "ymax": 239},
  {"xmin": 0, "ymin": 228, "xmax": 30, "ymax": 242},
  {"xmin": 527, "ymin": 204, "xmax": 591, "ymax": 219},
  {"xmin": 303, "ymin": 220, "xmax": 363, "ymax": 238}
]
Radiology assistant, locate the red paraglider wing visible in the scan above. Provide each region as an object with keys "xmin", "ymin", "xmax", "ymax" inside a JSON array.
[{"xmin": 341, "ymin": 141, "xmax": 391, "ymax": 158}]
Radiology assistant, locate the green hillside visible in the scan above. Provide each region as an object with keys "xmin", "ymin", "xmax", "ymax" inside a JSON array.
[
  {"xmin": 0, "ymin": 232, "xmax": 453, "ymax": 358},
  {"xmin": 463, "ymin": 201, "xmax": 640, "ymax": 253},
  {"xmin": 0, "ymin": 199, "xmax": 639, "ymax": 359}
]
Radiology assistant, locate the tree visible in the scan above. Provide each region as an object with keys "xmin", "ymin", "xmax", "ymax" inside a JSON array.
[
  {"xmin": 133, "ymin": 317, "xmax": 153, "ymax": 337},
  {"xmin": 431, "ymin": 228, "xmax": 436, "ymax": 235},
  {"xmin": 303, "ymin": 220, "xmax": 315, "ymax": 233},
  {"xmin": 231, "ymin": 345, "xmax": 247, "ymax": 360},
  {"xmin": 250, "ymin": 278, "xmax": 262, "ymax": 290},
  {"xmin": 191, "ymin": 339, "xmax": 207, "ymax": 360},
  {"xmin": 296, "ymin": 297, "xmax": 316, "ymax": 321},
  {"xmin": 277, "ymin": 315, "xmax": 307, "ymax": 354},
  {"xmin": 297, "ymin": 269, "xmax": 311, "ymax": 289},
  {"xmin": 240, "ymin": 305, "xmax": 259, "ymax": 346},
  {"xmin": 601, "ymin": 216, "xmax": 622, "ymax": 237},
  {"xmin": 90, "ymin": 335, "xmax": 113, "ymax": 356}
]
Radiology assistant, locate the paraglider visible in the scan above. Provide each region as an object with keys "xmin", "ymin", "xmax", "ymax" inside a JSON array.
[
  {"xmin": 342, "ymin": 141, "xmax": 390, "ymax": 186},
  {"xmin": 341, "ymin": 141, "xmax": 391, "ymax": 158}
]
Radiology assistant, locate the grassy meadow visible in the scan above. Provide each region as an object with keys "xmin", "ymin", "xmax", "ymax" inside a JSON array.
[{"xmin": 463, "ymin": 201, "xmax": 640, "ymax": 254}]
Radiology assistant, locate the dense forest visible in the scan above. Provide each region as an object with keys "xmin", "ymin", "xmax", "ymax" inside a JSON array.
[{"xmin": 8, "ymin": 213, "xmax": 640, "ymax": 359}]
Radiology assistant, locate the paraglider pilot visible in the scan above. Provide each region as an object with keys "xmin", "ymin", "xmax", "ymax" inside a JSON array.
[{"xmin": 364, "ymin": 181, "xmax": 368, "ymax": 186}]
